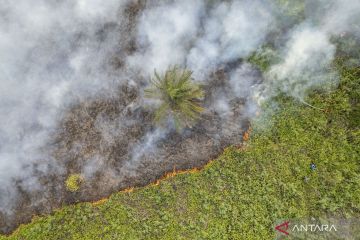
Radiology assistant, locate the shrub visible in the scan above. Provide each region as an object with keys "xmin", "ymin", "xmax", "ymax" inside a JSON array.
[
  {"xmin": 65, "ymin": 174, "xmax": 84, "ymax": 192},
  {"xmin": 144, "ymin": 66, "xmax": 205, "ymax": 131}
]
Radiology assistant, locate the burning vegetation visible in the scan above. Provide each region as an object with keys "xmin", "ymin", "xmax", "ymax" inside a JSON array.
[{"xmin": 0, "ymin": 0, "xmax": 359, "ymax": 235}]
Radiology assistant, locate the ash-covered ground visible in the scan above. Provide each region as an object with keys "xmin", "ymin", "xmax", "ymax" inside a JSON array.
[
  {"xmin": 1, "ymin": 0, "xmax": 359, "ymax": 234},
  {"xmin": 1, "ymin": 65, "xmax": 255, "ymax": 233}
]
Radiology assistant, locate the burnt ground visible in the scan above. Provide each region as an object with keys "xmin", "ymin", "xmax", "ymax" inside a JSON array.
[
  {"xmin": 0, "ymin": 65, "xmax": 257, "ymax": 234},
  {"xmin": 0, "ymin": 1, "xmax": 262, "ymax": 234}
]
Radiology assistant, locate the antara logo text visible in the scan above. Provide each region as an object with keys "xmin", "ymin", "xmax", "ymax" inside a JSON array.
[{"xmin": 275, "ymin": 220, "xmax": 337, "ymax": 236}]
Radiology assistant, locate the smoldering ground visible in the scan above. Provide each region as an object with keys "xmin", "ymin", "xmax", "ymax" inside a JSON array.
[{"xmin": 0, "ymin": 0, "xmax": 359, "ymax": 234}]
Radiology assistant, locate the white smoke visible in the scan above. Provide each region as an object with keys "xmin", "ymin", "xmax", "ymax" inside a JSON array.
[
  {"xmin": 186, "ymin": 0, "xmax": 274, "ymax": 80},
  {"xmin": 259, "ymin": 0, "xmax": 360, "ymax": 102},
  {"xmin": 127, "ymin": 0, "xmax": 205, "ymax": 75},
  {"xmin": 125, "ymin": 128, "xmax": 167, "ymax": 177},
  {"xmin": 311, "ymin": 0, "xmax": 360, "ymax": 36},
  {"xmin": 127, "ymin": 0, "xmax": 274, "ymax": 80},
  {"xmin": 266, "ymin": 25, "xmax": 337, "ymax": 99},
  {"xmin": 0, "ymin": 0, "xmax": 129, "ymax": 212},
  {"xmin": 0, "ymin": 0, "xmax": 359, "ymax": 228}
]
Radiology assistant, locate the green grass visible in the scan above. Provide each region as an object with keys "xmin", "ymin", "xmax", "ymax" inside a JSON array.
[{"xmin": 1, "ymin": 60, "xmax": 359, "ymax": 239}]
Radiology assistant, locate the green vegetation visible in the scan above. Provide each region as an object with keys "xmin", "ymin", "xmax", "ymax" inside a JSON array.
[
  {"xmin": 1, "ymin": 59, "xmax": 359, "ymax": 239},
  {"xmin": 276, "ymin": 0, "xmax": 305, "ymax": 18},
  {"xmin": 145, "ymin": 66, "xmax": 205, "ymax": 131},
  {"xmin": 247, "ymin": 45, "xmax": 280, "ymax": 72},
  {"xmin": 65, "ymin": 174, "xmax": 84, "ymax": 192}
]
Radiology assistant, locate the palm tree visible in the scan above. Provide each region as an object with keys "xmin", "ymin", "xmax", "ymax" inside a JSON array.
[{"xmin": 144, "ymin": 66, "xmax": 205, "ymax": 131}]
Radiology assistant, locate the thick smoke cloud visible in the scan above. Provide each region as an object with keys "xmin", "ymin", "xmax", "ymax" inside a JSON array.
[
  {"xmin": 266, "ymin": 26, "xmax": 337, "ymax": 100},
  {"xmin": 186, "ymin": 0, "xmax": 274, "ymax": 80},
  {"xmin": 127, "ymin": 1, "xmax": 205, "ymax": 74},
  {"xmin": 128, "ymin": 0, "xmax": 274, "ymax": 80},
  {"xmin": 260, "ymin": 0, "xmax": 360, "ymax": 102},
  {"xmin": 0, "ymin": 0, "xmax": 129, "ymax": 212}
]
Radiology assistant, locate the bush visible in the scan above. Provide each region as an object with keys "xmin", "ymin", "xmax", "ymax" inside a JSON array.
[{"xmin": 65, "ymin": 174, "xmax": 84, "ymax": 192}]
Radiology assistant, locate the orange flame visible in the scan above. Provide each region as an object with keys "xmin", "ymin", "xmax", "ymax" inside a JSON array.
[
  {"xmin": 91, "ymin": 126, "xmax": 252, "ymax": 206},
  {"xmin": 92, "ymin": 198, "xmax": 107, "ymax": 206},
  {"xmin": 242, "ymin": 126, "xmax": 252, "ymax": 141}
]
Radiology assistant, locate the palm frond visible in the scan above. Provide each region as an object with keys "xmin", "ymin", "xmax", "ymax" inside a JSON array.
[{"xmin": 144, "ymin": 66, "xmax": 205, "ymax": 131}]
